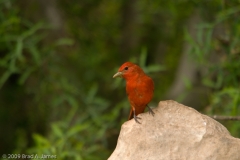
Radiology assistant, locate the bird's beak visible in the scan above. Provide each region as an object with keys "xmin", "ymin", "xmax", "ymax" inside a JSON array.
[{"xmin": 113, "ymin": 72, "xmax": 123, "ymax": 78}]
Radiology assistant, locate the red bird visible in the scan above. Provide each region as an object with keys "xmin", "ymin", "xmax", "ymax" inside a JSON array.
[{"xmin": 113, "ymin": 62, "xmax": 154, "ymax": 123}]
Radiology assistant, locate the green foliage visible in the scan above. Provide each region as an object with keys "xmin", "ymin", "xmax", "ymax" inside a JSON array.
[
  {"xmin": 0, "ymin": 2, "xmax": 44, "ymax": 88},
  {"xmin": 28, "ymin": 118, "xmax": 110, "ymax": 160},
  {"xmin": 186, "ymin": 1, "xmax": 240, "ymax": 136},
  {"xmin": 0, "ymin": 1, "xmax": 118, "ymax": 159},
  {"xmin": 139, "ymin": 47, "xmax": 165, "ymax": 74},
  {"xmin": 1, "ymin": 0, "xmax": 240, "ymax": 160}
]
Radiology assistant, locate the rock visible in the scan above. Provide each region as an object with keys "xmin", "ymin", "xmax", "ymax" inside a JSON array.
[{"xmin": 108, "ymin": 100, "xmax": 240, "ymax": 160}]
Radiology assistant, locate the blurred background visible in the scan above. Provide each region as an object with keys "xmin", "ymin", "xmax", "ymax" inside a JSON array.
[{"xmin": 0, "ymin": 0, "xmax": 240, "ymax": 159}]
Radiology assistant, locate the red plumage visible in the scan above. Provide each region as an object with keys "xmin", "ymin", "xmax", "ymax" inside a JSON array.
[{"xmin": 113, "ymin": 62, "xmax": 154, "ymax": 123}]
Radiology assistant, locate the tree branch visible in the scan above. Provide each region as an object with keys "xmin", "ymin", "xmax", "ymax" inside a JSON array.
[{"xmin": 210, "ymin": 115, "xmax": 240, "ymax": 121}]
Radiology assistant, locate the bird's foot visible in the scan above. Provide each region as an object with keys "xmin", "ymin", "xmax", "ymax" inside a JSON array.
[
  {"xmin": 147, "ymin": 105, "xmax": 155, "ymax": 116},
  {"xmin": 133, "ymin": 114, "xmax": 141, "ymax": 124}
]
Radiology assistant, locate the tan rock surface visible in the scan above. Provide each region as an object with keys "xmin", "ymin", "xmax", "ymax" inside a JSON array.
[{"xmin": 108, "ymin": 100, "xmax": 240, "ymax": 160}]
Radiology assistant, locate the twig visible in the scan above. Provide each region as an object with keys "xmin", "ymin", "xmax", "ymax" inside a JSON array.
[{"xmin": 210, "ymin": 115, "xmax": 240, "ymax": 121}]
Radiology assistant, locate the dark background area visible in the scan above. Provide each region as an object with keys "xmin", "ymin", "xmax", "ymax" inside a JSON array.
[{"xmin": 0, "ymin": 0, "xmax": 240, "ymax": 159}]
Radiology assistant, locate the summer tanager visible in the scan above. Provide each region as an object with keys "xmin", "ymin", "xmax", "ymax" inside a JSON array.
[{"xmin": 113, "ymin": 62, "xmax": 154, "ymax": 124}]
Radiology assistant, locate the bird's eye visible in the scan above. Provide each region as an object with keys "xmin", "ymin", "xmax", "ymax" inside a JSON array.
[{"xmin": 124, "ymin": 66, "xmax": 128, "ymax": 70}]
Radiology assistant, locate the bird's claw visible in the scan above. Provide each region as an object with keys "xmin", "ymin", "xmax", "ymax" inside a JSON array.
[
  {"xmin": 133, "ymin": 114, "xmax": 141, "ymax": 124},
  {"xmin": 147, "ymin": 105, "xmax": 155, "ymax": 116}
]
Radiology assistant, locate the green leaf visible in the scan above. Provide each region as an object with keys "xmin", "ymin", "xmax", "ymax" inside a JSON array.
[
  {"xmin": 28, "ymin": 46, "xmax": 41, "ymax": 65},
  {"xmin": 146, "ymin": 64, "xmax": 165, "ymax": 73},
  {"xmin": 0, "ymin": 71, "xmax": 12, "ymax": 88},
  {"xmin": 86, "ymin": 83, "xmax": 98, "ymax": 104},
  {"xmin": 32, "ymin": 134, "xmax": 50, "ymax": 147},
  {"xmin": 21, "ymin": 22, "xmax": 45, "ymax": 39},
  {"xmin": 67, "ymin": 124, "xmax": 88, "ymax": 138},
  {"xmin": 139, "ymin": 47, "xmax": 147, "ymax": 67},
  {"xmin": 55, "ymin": 38, "xmax": 74, "ymax": 46},
  {"xmin": 183, "ymin": 77, "xmax": 192, "ymax": 90},
  {"xmin": 15, "ymin": 38, "xmax": 24, "ymax": 62},
  {"xmin": 18, "ymin": 67, "xmax": 35, "ymax": 85},
  {"xmin": 51, "ymin": 123, "xmax": 64, "ymax": 138}
]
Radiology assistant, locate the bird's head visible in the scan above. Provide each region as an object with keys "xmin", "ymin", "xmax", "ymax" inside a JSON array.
[{"xmin": 113, "ymin": 62, "xmax": 144, "ymax": 80}]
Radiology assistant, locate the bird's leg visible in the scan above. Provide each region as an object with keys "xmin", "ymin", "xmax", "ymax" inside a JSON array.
[
  {"xmin": 147, "ymin": 104, "xmax": 155, "ymax": 116},
  {"xmin": 133, "ymin": 108, "xmax": 141, "ymax": 124}
]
